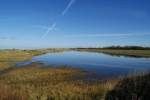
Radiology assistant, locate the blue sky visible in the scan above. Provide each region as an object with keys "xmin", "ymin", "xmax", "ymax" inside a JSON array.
[{"xmin": 0, "ymin": 0, "xmax": 150, "ymax": 49}]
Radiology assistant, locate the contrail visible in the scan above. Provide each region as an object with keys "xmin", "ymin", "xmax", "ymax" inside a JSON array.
[
  {"xmin": 40, "ymin": 0, "xmax": 76, "ymax": 39},
  {"xmin": 62, "ymin": 0, "xmax": 76, "ymax": 16},
  {"xmin": 41, "ymin": 23, "xmax": 57, "ymax": 39}
]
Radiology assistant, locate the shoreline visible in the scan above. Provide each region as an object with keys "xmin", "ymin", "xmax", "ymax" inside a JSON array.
[
  {"xmin": 0, "ymin": 49, "xmax": 149, "ymax": 99},
  {"xmin": 72, "ymin": 48, "xmax": 150, "ymax": 57}
]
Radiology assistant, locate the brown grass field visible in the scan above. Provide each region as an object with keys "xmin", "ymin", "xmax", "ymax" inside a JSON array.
[{"xmin": 0, "ymin": 49, "xmax": 149, "ymax": 100}]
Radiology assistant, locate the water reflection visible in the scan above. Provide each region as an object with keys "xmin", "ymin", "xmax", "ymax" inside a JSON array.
[{"xmin": 16, "ymin": 51, "xmax": 150, "ymax": 79}]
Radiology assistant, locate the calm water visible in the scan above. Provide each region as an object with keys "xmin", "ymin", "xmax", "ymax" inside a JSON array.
[{"xmin": 17, "ymin": 51, "xmax": 150, "ymax": 79}]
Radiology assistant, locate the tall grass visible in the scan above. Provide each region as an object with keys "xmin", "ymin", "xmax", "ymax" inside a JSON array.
[
  {"xmin": 1, "ymin": 63, "xmax": 149, "ymax": 100},
  {"xmin": 0, "ymin": 49, "xmax": 67, "ymax": 71},
  {"xmin": 0, "ymin": 49, "xmax": 149, "ymax": 99},
  {"xmin": 0, "ymin": 62, "xmax": 117, "ymax": 100},
  {"xmin": 105, "ymin": 73, "xmax": 150, "ymax": 100}
]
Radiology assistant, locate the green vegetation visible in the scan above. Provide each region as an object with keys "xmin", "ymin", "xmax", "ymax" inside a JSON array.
[
  {"xmin": 0, "ymin": 48, "xmax": 70, "ymax": 71},
  {"xmin": 93, "ymin": 49, "xmax": 150, "ymax": 57},
  {"xmin": 75, "ymin": 46, "xmax": 150, "ymax": 50},
  {"xmin": 102, "ymin": 46, "xmax": 150, "ymax": 50},
  {"xmin": 0, "ymin": 50, "xmax": 32, "ymax": 71},
  {"xmin": 74, "ymin": 47, "xmax": 150, "ymax": 57},
  {"xmin": 23, "ymin": 48, "xmax": 70, "ymax": 56}
]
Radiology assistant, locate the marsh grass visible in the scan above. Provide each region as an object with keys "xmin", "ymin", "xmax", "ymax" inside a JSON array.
[
  {"xmin": 0, "ymin": 50, "xmax": 32, "ymax": 71},
  {"xmin": 105, "ymin": 73, "xmax": 150, "ymax": 100},
  {"xmin": 1, "ymin": 62, "xmax": 149, "ymax": 100},
  {"xmin": 0, "ymin": 49, "xmax": 66, "ymax": 71},
  {"xmin": 0, "ymin": 81, "xmax": 28, "ymax": 100},
  {"xmin": 0, "ymin": 62, "xmax": 116, "ymax": 100},
  {"xmin": 0, "ymin": 49, "xmax": 149, "ymax": 100}
]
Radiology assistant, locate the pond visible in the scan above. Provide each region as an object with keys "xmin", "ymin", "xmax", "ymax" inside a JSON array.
[{"xmin": 17, "ymin": 51, "xmax": 150, "ymax": 79}]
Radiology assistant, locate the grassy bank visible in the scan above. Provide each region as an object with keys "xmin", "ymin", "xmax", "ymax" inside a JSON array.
[
  {"xmin": 0, "ymin": 49, "xmax": 149, "ymax": 99},
  {"xmin": 0, "ymin": 50, "xmax": 32, "ymax": 71},
  {"xmin": 0, "ymin": 49, "xmax": 49, "ymax": 71},
  {"xmin": 106, "ymin": 73, "xmax": 150, "ymax": 100},
  {"xmin": 0, "ymin": 48, "xmax": 70, "ymax": 71},
  {"xmin": 74, "ymin": 48, "xmax": 150, "ymax": 57},
  {"xmin": 0, "ymin": 62, "xmax": 149, "ymax": 100},
  {"xmin": 0, "ymin": 49, "xmax": 117, "ymax": 100},
  {"xmin": 0, "ymin": 62, "xmax": 116, "ymax": 100}
]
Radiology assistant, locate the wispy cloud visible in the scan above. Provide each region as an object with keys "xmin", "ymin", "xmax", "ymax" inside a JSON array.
[
  {"xmin": 63, "ymin": 33, "xmax": 150, "ymax": 38},
  {"xmin": 41, "ymin": 23, "xmax": 57, "ymax": 39},
  {"xmin": 0, "ymin": 36, "xmax": 16, "ymax": 40},
  {"xmin": 62, "ymin": 0, "xmax": 76, "ymax": 16}
]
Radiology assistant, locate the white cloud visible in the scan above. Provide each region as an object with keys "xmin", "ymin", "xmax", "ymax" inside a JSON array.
[{"xmin": 63, "ymin": 33, "xmax": 150, "ymax": 38}]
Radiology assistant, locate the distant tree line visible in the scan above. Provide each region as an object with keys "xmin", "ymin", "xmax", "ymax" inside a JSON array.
[
  {"xmin": 75, "ymin": 46, "xmax": 150, "ymax": 50},
  {"xmin": 103, "ymin": 46, "xmax": 150, "ymax": 50}
]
